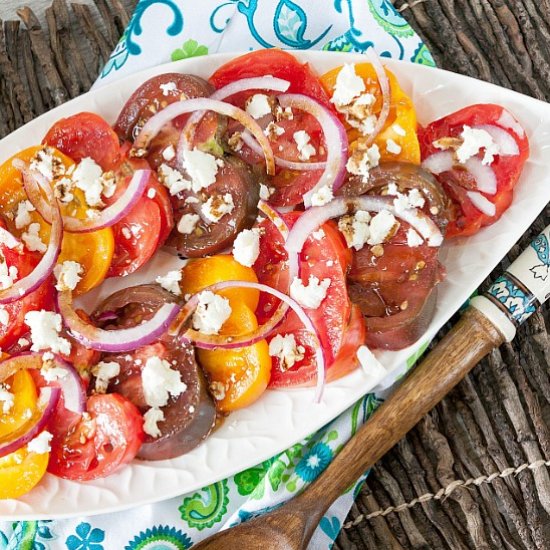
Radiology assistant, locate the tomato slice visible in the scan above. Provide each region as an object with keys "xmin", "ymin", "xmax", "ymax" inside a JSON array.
[
  {"xmin": 419, "ymin": 104, "xmax": 529, "ymax": 237},
  {"xmin": 0, "ymin": 444, "xmax": 49, "ymax": 499},
  {"xmin": 47, "ymin": 393, "xmax": 144, "ymax": 481},
  {"xmin": 0, "ymin": 370, "xmax": 38, "ymax": 441},
  {"xmin": 43, "ymin": 112, "xmax": 121, "ymax": 171}
]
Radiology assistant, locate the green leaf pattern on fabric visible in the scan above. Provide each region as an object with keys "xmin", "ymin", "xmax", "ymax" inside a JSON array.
[{"xmin": 171, "ymin": 39, "xmax": 209, "ymax": 61}]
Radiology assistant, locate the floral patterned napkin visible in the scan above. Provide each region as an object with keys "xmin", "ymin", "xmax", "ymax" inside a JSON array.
[{"xmin": 0, "ymin": 2, "xmax": 433, "ymax": 548}]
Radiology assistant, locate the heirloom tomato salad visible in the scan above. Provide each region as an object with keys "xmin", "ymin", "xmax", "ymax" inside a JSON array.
[{"xmin": 0, "ymin": 50, "xmax": 529, "ymax": 499}]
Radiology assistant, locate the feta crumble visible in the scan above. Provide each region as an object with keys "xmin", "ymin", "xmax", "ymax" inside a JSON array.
[
  {"xmin": 158, "ymin": 164, "xmax": 191, "ymax": 195},
  {"xmin": 162, "ymin": 145, "xmax": 176, "ymax": 161},
  {"xmin": 312, "ymin": 228, "xmax": 325, "ymax": 240},
  {"xmin": 142, "ymin": 356, "xmax": 187, "ymax": 408},
  {"xmin": 91, "ymin": 361, "xmax": 120, "ymax": 394},
  {"xmin": 143, "ymin": 407, "xmax": 165, "ymax": 438},
  {"xmin": 54, "ymin": 261, "xmax": 83, "ymax": 291},
  {"xmin": 160, "ymin": 81, "xmax": 177, "ymax": 96},
  {"xmin": 259, "ymin": 183, "xmax": 274, "ymax": 201},
  {"xmin": 72, "ymin": 158, "xmax": 107, "ymax": 207},
  {"xmin": 386, "ymin": 138, "xmax": 402, "ymax": 155},
  {"xmin": 293, "ymin": 131, "xmax": 316, "ymax": 161},
  {"xmin": 22, "ymin": 223, "xmax": 46, "ymax": 253},
  {"xmin": 456, "ymin": 125, "xmax": 499, "ymax": 165},
  {"xmin": 17, "ymin": 338, "xmax": 29, "ymax": 347},
  {"xmin": 15, "ymin": 200, "xmax": 35, "ymax": 229},
  {"xmin": 264, "ymin": 121, "xmax": 285, "ymax": 139},
  {"xmin": 192, "ymin": 291, "xmax": 232, "ymax": 335},
  {"xmin": 147, "ymin": 187, "xmax": 157, "ymax": 199},
  {"xmin": 406, "ymin": 228, "xmax": 424, "ymax": 248},
  {"xmin": 290, "ymin": 275, "xmax": 331, "ymax": 310},
  {"xmin": 233, "ymin": 228, "xmax": 261, "ymax": 267},
  {"xmin": 27, "ymin": 431, "xmax": 53, "ymax": 454},
  {"xmin": 0, "ymin": 307, "xmax": 9, "ymax": 327},
  {"xmin": 245, "ymin": 94, "xmax": 272, "ymax": 119},
  {"xmin": 331, "ymin": 64, "xmax": 366, "ymax": 106},
  {"xmin": 0, "ymin": 256, "xmax": 17, "ymax": 291},
  {"xmin": 346, "ymin": 143, "xmax": 380, "ymax": 180},
  {"xmin": 156, "ymin": 269, "xmax": 182, "ymax": 296},
  {"xmin": 177, "ymin": 213, "xmax": 200, "ymax": 235},
  {"xmin": 29, "ymin": 148, "xmax": 65, "ymax": 181},
  {"xmin": 368, "ymin": 210, "xmax": 399, "ymax": 245},
  {"xmin": 41, "ymin": 362, "xmax": 69, "ymax": 383},
  {"xmin": 182, "ymin": 149, "xmax": 221, "ymax": 193},
  {"xmin": 0, "ymin": 384, "xmax": 14, "ymax": 414},
  {"xmin": 310, "ymin": 185, "xmax": 333, "ymax": 207},
  {"xmin": 268, "ymin": 333, "xmax": 305, "ymax": 371},
  {"xmin": 201, "ymin": 193, "xmax": 234, "ymax": 223},
  {"xmin": 393, "ymin": 124, "xmax": 406, "ymax": 136},
  {"xmin": 24, "ymin": 310, "xmax": 71, "ymax": 355},
  {"xmin": 338, "ymin": 210, "xmax": 371, "ymax": 251}
]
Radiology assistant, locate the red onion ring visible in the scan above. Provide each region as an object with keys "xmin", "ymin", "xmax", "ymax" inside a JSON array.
[
  {"xmin": 57, "ymin": 290, "xmax": 181, "ymax": 352},
  {"xmin": 168, "ymin": 280, "xmax": 325, "ymax": 402},
  {"xmin": 474, "ymin": 124, "xmax": 519, "ymax": 156},
  {"xmin": 180, "ymin": 76, "xmax": 291, "ymax": 151},
  {"xmin": 365, "ymin": 48, "xmax": 391, "ymax": 146},
  {"xmin": 0, "ymin": 352, "xmax": 86, "ymax": 414},
  {"xmin": 258, "ymin": 200, "xmax": 290, "ymax": 240},
  {"xmin": 16, "ymin": 159, "xmax": 151, "ymax": 233},
  {"xmin": 240, "ymin": 130, "xmax": 327, "ymax": 171},
  {"xmin": 0, "ymin": 183, "xmax": 62, "ymax": 305},
  {"xmin": 276, "ymin": 94, "xmax": 348, "ymax": 207},
  {"xmin": 0, "ymin": 385, "xmax": 60, "ymax": 458},
  {"xmin": 285, "ymin": 196, "xmax": 443, "ymax": 265},
  {"xmin": 466, "ymin": 191, "xmax": 496, "ymax": 216},
  {"xmin": 134, "ymin": 97, "xmax": 276, "ymax": 175}
]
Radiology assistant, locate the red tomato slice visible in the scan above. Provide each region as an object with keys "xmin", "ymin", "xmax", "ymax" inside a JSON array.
[
  {"xmin": 43, "ymin": 112, "xmax": 121, "ymax": 171},
  {"xmin": 0, "ymin": 241, "xmax": 55, "ymax": 350},
  {"xmin": 47, "ymin": 393, "xmax": 144, "ymax": 481},
  {"xmin": 419, "ymin": 104, "xmax": 529, "ymax": 238}
]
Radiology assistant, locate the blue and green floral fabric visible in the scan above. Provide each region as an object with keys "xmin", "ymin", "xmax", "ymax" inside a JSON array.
[{"xmin": 1, "ymin": 1, "xmax": 432, "ymax": 548}]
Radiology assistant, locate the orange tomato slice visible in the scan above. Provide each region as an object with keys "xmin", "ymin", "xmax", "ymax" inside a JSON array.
[
  {"xmin": 0, "ymin": 369, "xmax": 37, "ymax": 441},
  {"xmin": 0, "ymin": 444, "xmax": 49, "ymax": 499},
  {"xmin": 0, "ymin": 146, "xmax": 114, "ymax": 294}
]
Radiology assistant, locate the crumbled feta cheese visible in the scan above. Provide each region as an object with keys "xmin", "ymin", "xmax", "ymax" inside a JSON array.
[
  {"xmin": 54, "ymin": 261, "xmax": 83, "ymax": 291},
  {"xmin": 406, "ymin": 228, "xmax": 424, "ymax": 248},
  {"xmin": 27, "ymin": 431, "xmax": 53, "ymax": 454},
  {"xmin": 346, "ymin": 143, "xmax": 380, "ymax": 180},
  {"xmin": 29, "ymin": 148, "xmax": 65, "ymax": 180},
  {"xmin": 264, "ymin": 122, "xmax": 285, "ymax": 139},
  {"xmin": 0, "ymin": 384, "xmax": 14, "ymax": 414},
  {"xmin": 0, "ymin": 307, "xmax": 9, "ymax": 327},
  {"xmin": 386, "ymin": 138, "xmax": 402, "ymax": 155},
  {"xmin": 201, "ymin": 193, "xmax": 234, "ymax": 223},
  {"xmin": 41, "ymin": 356, "xmax": 69, "ymax": 383},
  {"xmin": 22, "ymin": 223, "xmax": 46, "ymax": 253},
  {"xmin": 338, "ymin": 210, "xmax": 371, "ymax": 251},
  {"xmin": 185, "ymin": 196, "xmax": 200, "ymax": 204},
  {"xmin": 0, "ymin": 252, "xmax": 17, "ymax": 291},
  {"xmin": 54, "ymin": 177, "xmax": 75, "ymax": 204},
  {"xmin": 456, "ymin": 125, "xmax": 499, "ymax": 165},
  {"xmin": 156, "ymin": 270, "xmax": 182, "ymax": 296},
  {"xmin": 368, "ymin": 210, "xmax": 399, "ymax": 245},
  {"xmin": 91, "ymin": 361, "xmax": 120, "ymax": 394},
  {"xmin": 312, "ymin": 228, "xmax": 325, "ymax": 240},
  {"xmin": 392, "ymin": 124, "xmax": 406, "ymax": 137},
  {"xmin": 407, "ymin": 188, "xmax": 425, "ymax": 209},
  {"xmin": 246, "ymin": 94, "xmax": 272, "ymax": 119},
  {"xmin": 143, "ymin": 407, "xmax": 164, "ymax": 438},
  {"xmin": 181, "ymin": 149, "xmax": 221, "ymax": 192},
  {"xmin": 268, "ymin": 333, "xmax": 305, "ymax": 371},
  {"xmin": 177, "ymin": 213, "xmax": 200, "ymax": 234},
  {"xmin": 259, "ymin": 184, "xmax": 274, "ymax": 201},
  {"xmin": 17, "ymin": 338, "xmax": 29, "ymax": 347},
  {"xmin": 101, "ymin": 172, "xmax": 117, "ymax": 199},
  {"xmin": 293, "ymin": 131, "xmax": 316, "ymax": 161},
  {"xmin": 158, "ymin": 164, "xmax": 191, "ymax": 195},
  {"xmin": 160, "ymin": 81, "xmax": 177, "ymax": 96},
  {"xmin": 147, "ymin": 187, "xmax": 157, "ymax": 199},
  {"xmin": 15, "ymin": 200, "xmax": 35, "ymax": 229},
  {"xmin": 162, "ymin": 145, "xmax": 176, "ymax": 161},
  {"xmin": 233, "ymin": 228, "xmax": 261, "ymax": 267},
  {"xmin": 331, "ymin": 64, "xmax": 366, "ymax": 106},
  {"xmin": 192, "ymin": 291, "xmax": 232, "ymax": 335},
  {"xmin": 72, "ymin": 158, "xmax": 105, "ymax": 207},
  {"xmin": 310, "ymin": 185, "xmax": 333, "ymax": 207},
  {"xmin": 24, "ymin": 310, "xmax": 71, "ymax": 355},
  {"xmin": 142, "ymin": 356, "xmax": 187, "ymax": 408},
  {"xmin": 290, "ymin": 275, "xmax": 331, "ymax": 310}
]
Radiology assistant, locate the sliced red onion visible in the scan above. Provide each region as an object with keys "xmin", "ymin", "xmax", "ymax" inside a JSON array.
[
  {"xmin": 467, "ymin": 191, "xmax": 496, "ymax": 216},
  {"xmin": 496, "ymin": 110, "xmax": 525, "ymax": 138},
  {"xmin": 474, "ymin": 124, "xmax": 519, "ymax": 156},
  {"xmin": 258, "ymin": 200, "xmax": 290, "ymax": 240},
  {"xmin": 16, "ymin": 159, "xmax": 151, "ymax": 233},
  {"xmin": 0, "ymin": 184, "xmax": 62, "ymax": 305},
  {"xmin": 134, "ymin": 97, "xmax": 276, "ymax": 175},
  {"xmin": 57, "ymin": 290, "xmax": 181, "ymax": 352},
  {"xmin": 365, "ymin": 47, "xmax": 391, "ymax": 146},
  {"xmin": 0, "ymin": 386, "xmax": 60, "ymax": 458},
  {"xmin": 169, "ymin": 280, "xmax": 325, "ymax": 402},
  {"xmin": 286, "ymin": 196, "xmax": 444, "ymax": 261},
  {"xmin": 180, "ymin": 76, "xmax": 291, "ymax": 151},
  {"xmin": 0, "ymin": 352, "xmax": 85, "ymax": 414},
  {"xmin": 240, "ymin": 130, "xmax": 327, "ymax": 171},
  {"xmin": 422, "ymin": 151, "xmax": 497, "ymax": 195},
  {"xmin": 277, "ymin": 94, "xmax": 348, "ymax": 207}
]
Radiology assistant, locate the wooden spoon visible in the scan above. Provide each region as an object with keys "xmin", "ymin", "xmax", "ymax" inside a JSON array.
[{"xmin": 194, "ymin": 225, "xmax": 550, "ymax": 550}]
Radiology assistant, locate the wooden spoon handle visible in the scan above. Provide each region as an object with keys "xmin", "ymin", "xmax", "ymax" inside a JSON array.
[{"xmin": 292, "ymin": 306, "xmax": 505, "ymax": 516}]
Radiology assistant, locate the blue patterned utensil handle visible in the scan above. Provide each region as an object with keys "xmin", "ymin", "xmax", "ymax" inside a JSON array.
[{"xmin": 471, "ymin": 225, "xmax": 550, "ymax": 342}]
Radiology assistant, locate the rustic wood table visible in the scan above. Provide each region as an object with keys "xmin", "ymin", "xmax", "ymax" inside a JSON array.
[{"xmin": 0, "ymin": 1, "xmax": 548, "ymax": 548}]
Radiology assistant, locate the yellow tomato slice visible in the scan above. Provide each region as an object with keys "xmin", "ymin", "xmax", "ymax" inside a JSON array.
[
  {"xmin": 0, "ymin": 445, "xmax": 49, "ymax": 499},
  {"xmin": 0, "ymin": 146, "xmax": 114, "ymax": 294},
  {"xmin": 320, "ymin": 63, "xmax": 420, "ymax": 164},
  {"xmin": 198, "ymin": 301, "xmax": 271, "ymax": 413},
  {"xmin": 180, "ymin": 255, "xmax": 260, "ymax": 313},
  {"xmin": 0, "ymin": 370, "xmax": 37, "ymax": 441}
]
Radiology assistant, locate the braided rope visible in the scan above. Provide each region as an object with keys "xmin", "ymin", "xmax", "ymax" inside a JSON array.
[{"xmin": 343, "ymin": 459, "xmax": 550, "ymax": 529}]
